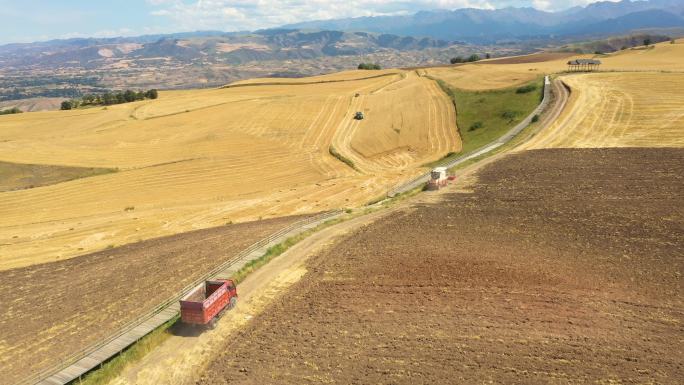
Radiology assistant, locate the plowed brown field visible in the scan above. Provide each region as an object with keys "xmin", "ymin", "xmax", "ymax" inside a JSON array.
[
  {"xmin": 0, "ymin": 214, "xmax": 308, "ymax": 383},
  {"xmin": 0, "ymin": 69, "xmax": 459, "ymax": 270},
  {"xmin": 198, "ymin": 148, "xmax": 684, "ymax": 384}
]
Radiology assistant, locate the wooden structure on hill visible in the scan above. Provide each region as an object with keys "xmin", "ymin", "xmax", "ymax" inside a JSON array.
[{"xmin": 567, "ymin": 59, "xmax": 602, "ymax": 71}]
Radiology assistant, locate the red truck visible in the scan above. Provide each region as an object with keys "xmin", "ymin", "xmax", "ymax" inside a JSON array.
[{"xmin": 180, "ymin": 279, "xmax": 238, "ymax": 329}]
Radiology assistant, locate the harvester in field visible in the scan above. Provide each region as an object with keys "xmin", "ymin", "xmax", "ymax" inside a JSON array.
[
  {"xmin": 426, "ymin": 167, "xmax": 451, "ymax": 190},
  {"xmin": 180, "ymin": 279, "xmax": 238, "ymax": 329}
]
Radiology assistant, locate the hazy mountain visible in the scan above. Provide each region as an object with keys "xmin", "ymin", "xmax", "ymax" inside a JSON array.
[
  {"xmin": 0, "ymin": 29, "xmax": 450, "ymax": 69},
  {"xmin": 283, "ymin": 0, "xmax": 684, "ymax": 42}
]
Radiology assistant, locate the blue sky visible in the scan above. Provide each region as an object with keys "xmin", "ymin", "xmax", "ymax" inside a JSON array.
[{"xmin": 0, "ymin": 0, "xmax": 611, "ymax": 45}]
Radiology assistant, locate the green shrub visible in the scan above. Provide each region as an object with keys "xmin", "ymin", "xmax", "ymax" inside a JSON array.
[
  {"xmin": 531, "ymin": 114, "xmax": 539, "ymax": 123},
  {"xmin": 516, "ymin": 84, "xmax": 537, "ymax": 94},
  {"xmin": 501, "ymin": 110, "xmax": 518, "ymax": 122},
  {"xmin": 468, "ymin": 121, "xmax": 484, "ymax": 131}
]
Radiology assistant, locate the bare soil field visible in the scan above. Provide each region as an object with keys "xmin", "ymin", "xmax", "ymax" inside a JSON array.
[
  {"xmin": 0, "ymin": 160, "xmax": 114, "ymax": 192},
  {"xmin": 0, "ymin": 69, "xmax": 459, "ymax": 270},
  {"xmin": 0, "ymin": 214, "xmax": 309, "ymax": 383},
  {"xmin": 484, "ymin": 52, "xmax": 575, "ymax": 65},
  {"xmin": 198, "ymin": 148, "xmax": 683, "ymax": 384},
  {"xmin": 521, "ymin": 72, "xmax": 684, "ymax": 149}
]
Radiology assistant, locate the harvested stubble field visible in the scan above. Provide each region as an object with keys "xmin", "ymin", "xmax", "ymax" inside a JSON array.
[
  {"xmin": 521, "ymin": 72, "xmax": 684, "ymax": 149},
  {"xmin": 0, "ymin": 214, "xmax": 309, "ymax": 383},
  {"xmin": 198, "ymin": 148, "xmax": 684, "ymax": 384},
  {"xmin": 0, "ymin": 69, "xmax": 459, "ymax": 270},
  {"xmin": 426, "ymin": 39, "xmax": 684, "ymax": 90}
]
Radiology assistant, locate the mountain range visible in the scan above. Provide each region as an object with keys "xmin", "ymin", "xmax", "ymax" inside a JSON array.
[
  {"xmin": 1, "ymin": 0, "xmax": 682, "ymax": 108},
  {"xmin": 284, "ymin": 0, "xmax": 684, "ymax": 43}
]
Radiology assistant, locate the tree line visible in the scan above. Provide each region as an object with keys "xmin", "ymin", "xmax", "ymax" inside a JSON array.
[
  {"xmin": 61, "ymin": 89, "xmax": 158, "ymax": 110},
  {"xmin": 0, "ymin": 107, "xmax": 23, "ymax": 115},
  {"xmin": 358, "ymin": 63, "xmax": 382, "ymax": 70},
  {"xmin": 450, "ymin": 53, "xmax": 490, "ymax": 64}
]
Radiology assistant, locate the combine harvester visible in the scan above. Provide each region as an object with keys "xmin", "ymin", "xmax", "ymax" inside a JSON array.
[
  {"xmin": 180, "ymin": 279, "xmax": 238, "ymax": 329},
  {"xmin": 426, "ymin": 167, "xmax": 455, "ymax": 190}
]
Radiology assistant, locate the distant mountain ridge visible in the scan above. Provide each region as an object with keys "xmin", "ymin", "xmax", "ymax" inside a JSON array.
[
  {"xmin": 283, "ymin": 0, "xmax": 684, "ymax": 42},
  {"xmin": 0, "ymin": 29, "xmax": 450, "ymax": 69}
]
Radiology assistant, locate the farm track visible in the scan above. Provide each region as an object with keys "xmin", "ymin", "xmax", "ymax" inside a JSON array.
[{"xmin": 111, "ymin": 209, "xmax": 393, "ymax": 385}]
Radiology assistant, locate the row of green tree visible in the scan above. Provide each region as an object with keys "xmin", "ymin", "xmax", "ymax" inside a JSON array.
[
  {"xmin": 358, "ymin": 63, "xmax": 382, "ymax": 70},
  {"xmin": 450, "ymin": 53, "xmax": 491, "ymax": 64},
  {"xmin": 61, "ymin": 89, "xmax": 158, "ymax": 110},
  {"xmin": 0, "ymin": 107, "xmax": 23, "ymax": 115}
]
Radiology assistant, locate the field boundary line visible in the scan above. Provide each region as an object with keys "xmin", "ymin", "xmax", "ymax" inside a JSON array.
[
  {"xmin": 21, "ymin": 210, "xmax": 342, "ymax": 385},
  {"xmin": 221, "ymin": 72, "xmax": 401, "ymax": 89},
  {"xmin": 387, "ymin": 75, "xmax": 553, "ymax": 197}
]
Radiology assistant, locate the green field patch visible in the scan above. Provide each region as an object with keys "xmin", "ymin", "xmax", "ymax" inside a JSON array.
[
  {"xmin": 0, "ymin": 161, "xmax": 116, "ymax": 192},
  {"xmin": 429, "ymin": 77, "xmax": 543, "ymax": 166}
]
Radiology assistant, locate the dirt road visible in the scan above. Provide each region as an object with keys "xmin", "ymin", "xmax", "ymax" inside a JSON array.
[{"xmin": 110, "ymin": 209, "xmax": 393, "ymax": 385}]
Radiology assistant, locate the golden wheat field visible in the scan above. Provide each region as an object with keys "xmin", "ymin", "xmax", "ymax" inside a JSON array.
[
  {"xmin": 0, "ymin": 70, "xmax": 459, "ymax": 270},
  {"xmin": 426, "ymin": 39, "xmax": 684, "ymax": 90},
  {"xmin": 230, "ymin": 69, "xmax": 401, "ymax": 85},
  {"xmin": 521, "ymin": 72, "xmax": 684, "ymax": 149}
]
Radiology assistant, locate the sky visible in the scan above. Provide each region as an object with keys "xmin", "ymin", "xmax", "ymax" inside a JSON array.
[{"xmin": 0, "ymin": 0, "xmax": 616, "ymax": 45}]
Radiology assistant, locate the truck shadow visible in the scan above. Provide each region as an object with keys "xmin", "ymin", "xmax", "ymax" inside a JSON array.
[{"xmin": 169, "ymin": 322, "xmax": 204, "ymax": 337}]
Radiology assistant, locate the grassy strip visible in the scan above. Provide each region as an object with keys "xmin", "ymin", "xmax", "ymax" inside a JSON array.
[
  {"xmin": 230, "ymin": 216, "xmax": 350, "ymax": 284},
  {"xmin": 329, "ymin": 145, "xmax": 359, "ymax": 172},
  {"xmin": 426, "ymin": 77, "xmax": 543, "ymax": 167},
  {"xmin": 77, "ymin": 315, "xmax": 178, "ymax": 385},
  {"xmin": 444, "ymin": 84, "xmax": 554, "ymax": 175}
]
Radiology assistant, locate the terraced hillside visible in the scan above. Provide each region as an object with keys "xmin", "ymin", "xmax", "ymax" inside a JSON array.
[{"xmin": 0, "ymin": 70, "xmax": 459, "ymax": 270}]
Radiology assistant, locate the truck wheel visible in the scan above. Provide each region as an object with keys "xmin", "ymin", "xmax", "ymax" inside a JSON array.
[
  {"xmin": 208, "ymin": 319, "xmax": 217, "ymax": 330},
  {"xmin": 228, "ymin": 297, "xmax": 238, "ymax": 310}
]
